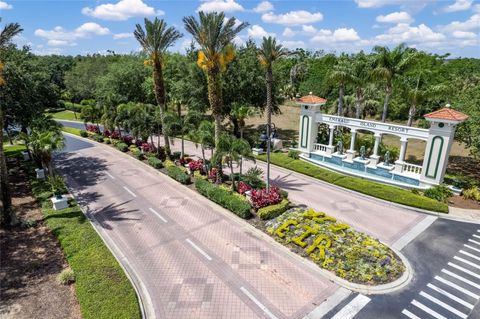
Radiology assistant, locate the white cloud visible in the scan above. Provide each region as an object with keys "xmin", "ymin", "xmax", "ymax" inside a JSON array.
[
  {"xmin": 0, "ymin": 1, "xmax": 12, "ymax": 9},
  {"xmin": 82, "ymin": 0, "xmax": 164, "ymax": 21},
  {"xmin": 452, "ymin": 30, "xmax": 477, "ymax": 39},
  {"xmin": 262, "ymin": 10, "xmax": 323, "ymax": 26},
  {"xmin": 374, "ymin": 23, "xmax": 445, "ymax": 46},
  {"xmin": 282, "ymin": 27, "xmax": 296, "ymax": 37},
  {"xmin": 376, "ymin": 11, "xmax": 413, "ymax": 24},
  {"xmin": 354, "ymin": 0, "xmax": 430, "ymax": 10},
  {"xmin": 302, "ymin": 25, "xmax": 317, "ymax": 33},
  {"xmin": 113, "ymin": 32, "xmax": 133, "ymax": 40},
  {"xmin": 311, "ymin": 28, "xmax": 361, "ymax": 43},
  {"xmin": 440, "ymin": 13, "xmax": 480, "ymax": 32},
  {"xmin": 198, "ymin": 0, "xmax": 244, "ymax": 13},
  {"xmin": 253, "ymin": 1, "xmax": 273, "ymax": 13},
  {"xmin": 247, "ymin": 25, "xmax": 274, "ymax": 39},
  {"xmin": 355, "ymin": 0, "xmax": 402, "ymax": 8},
  {"xmin": 474, "ymin": 4, "xmax": 480, "ymax": 13},
  {"xmin": 35, "ymin": 23, "xmax": 110, "ymax": 46},
  {"xmin": 443, "ymin": 0, "xmax": 473, "ymax": 12},
  {"xmin": 223, "ymin": 17, "xmax": 243, "ymax": 28},
  {"xmin": 282, "ymin": 40, "xmax": 305, "ymax": 49}
]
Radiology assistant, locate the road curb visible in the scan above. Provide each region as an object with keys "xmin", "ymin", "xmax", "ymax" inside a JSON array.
[{"xmin": 63, "ymin": 132, "xmax": 415, "ymax": 295}]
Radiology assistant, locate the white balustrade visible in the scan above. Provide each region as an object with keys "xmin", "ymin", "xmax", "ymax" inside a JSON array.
[
  {"xmin": 313, "ymin": 143, "xmax": 328, "ymax": 153},
  {"xmin": 402, "ymin": 162, "xmax": 422, "ymax": 175}
]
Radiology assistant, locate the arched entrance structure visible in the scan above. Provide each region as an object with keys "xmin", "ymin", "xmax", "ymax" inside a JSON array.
[{"xmin": 297, "ymin": 94, "xmax": 468, "ymax": 189}]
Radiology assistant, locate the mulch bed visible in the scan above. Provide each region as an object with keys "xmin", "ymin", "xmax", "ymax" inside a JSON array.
[
  {"xmin": 448, "ymin": 195, "xmax": 480, "ymax": 210},
  {"xmin": 0, "ymin": 160, "xmax": 81, "ymax": 319}
]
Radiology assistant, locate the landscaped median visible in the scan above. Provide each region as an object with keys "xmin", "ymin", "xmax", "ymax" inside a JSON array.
[
  {"xmin": 27, "ymin": 165, "xmax": 141, "ymax": 319},
  {"xmin": 256, "ymin": 153, "xmax": 448, "ymax": 213}
]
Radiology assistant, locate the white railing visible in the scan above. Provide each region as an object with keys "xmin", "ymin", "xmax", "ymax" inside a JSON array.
[
  {"xmin": 313, "ymin": 143, "xmax": 328, "ymax": 153},
  {"xmin": 403, "ymin": 162, "xmax": 422, "ymax": 175}
]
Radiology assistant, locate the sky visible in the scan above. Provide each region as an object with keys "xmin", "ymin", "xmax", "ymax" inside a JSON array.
[{"xmin": 1, "ymin": 0, "xmax": 479, "ymax": 57}]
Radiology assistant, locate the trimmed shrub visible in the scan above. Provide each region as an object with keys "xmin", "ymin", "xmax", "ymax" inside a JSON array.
[
  {"xmin": 288, "ymin": 149, "xmax": 300, "ymax": 159},
  {"xmin": 116, "ymin": 143, "xmax": 128, "ymax": 152},
  {"xmin": 172, "ymin": 151, "xmax": 182, "ymax": 160},
  {"xmin": 57, "ymin": 268, "xmax": 75, "ymax": 285},
  {"xmin": 80, "ymin": 130, "xmax": 88, "ymax": 137},
  {"xmin": 195, "ymin": 179, "xmax": 252, "ymax": 219},
  {"xmin": 463, "ymin": 187, "xmax": 480, "ymax": 202},
  {"xmin": 424, "ymin": 184, "xmax": 453, "ymax": 203},
  {"xmin": 257, "ymin": 199, "xmax": 290, "ymax": 220},
  {"xmin": 131, "ymin": 148, "xmax": 144, "ymax": 160},
  {"xmin": 147, "ymin": 156, "xmax": 163, "ymax": 169},
  {"xmin": 164, "ymin": 160, "xmax": 175, "ymax": 168},
  {"xmin": 166, "ymin": 166, "xmax": 191, "ymax": 185},
  {"xmin": 104, "ymin": 138, "xmax": 111, "ymax": 144},
  {"xmin": 93, "ymin": 134, "xmax": 104, "ymax": 142}
]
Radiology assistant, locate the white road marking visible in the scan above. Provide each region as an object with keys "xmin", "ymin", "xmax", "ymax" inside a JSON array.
[
  {"xmin": 105, "ymin": 171, "xmax": 115, "ymax": 179},
  {"xmin": 185, "ymin": 239, "xmax": 212, "ymax": 261},
  {"xmin": 459, "ymin": 250, "xmax": 480, "ymax": 261},
  {"xmin": 448, "ymin": 262, "xmax": 480, "ymax": 280},
  {"xmin": 454, "ymin": 256, "xmax": 480, "ymax": 270},
  {"xmin": 303, "ymin": 287, "xmax": 351, "ymax": 319},
  {"xmin": 330, "ymin": 294, "xmax": 371, "ymax": 319},
  {"xmin": 123, "ymin": 186, "xmax": 137, "ymax": 198},
  {"xmin": 441, "ymin": 269, "xmax": 480, "ymax": 289},
  {"xmin": 240, "ymin": 287, "xmax": 279, "ymax": 319},
  {"xmin": 434, "ymin": 276, "xmax": 479, "ymax": 299},
  {"xmin": 402, "ymin": 309, "xmax": 421, "ymax": 319},
  {"xmin": 427, "ymin": 283, "xmax": 475, "ymax": 309},
  {"xmin": 468, "ymin": 239, "xmax": 480, "ymax": 246},
  {"xmin": 148, "ymin": 208, "xmax": 167, "ymax": 223},
  {"xmin": 411, "ymin": 299, "xmax": 447, "ymax": 319},
  {"xmin": 393, "ymin": 216, "xmax": 437, "ymax": 250},
  {"xmin": 473, "ymin": 234, "xmax": 480, "ymax": 239},
  {"xmin": 419, "ymin": 291, "xmax": 468, "ymax": 319},
  {"xmin": 465, "ymin": 244, "xmax": 480, "ymax": 254}
]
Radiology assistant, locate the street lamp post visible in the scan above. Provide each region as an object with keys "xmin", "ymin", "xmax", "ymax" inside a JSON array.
[{"xmin": 260, "ymin": 123, "xmax": 276, "ymax": 190}]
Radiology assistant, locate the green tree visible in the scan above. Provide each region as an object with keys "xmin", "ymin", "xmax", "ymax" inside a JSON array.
[
  {"xmin": 80, "ymin": 101, "xmax": 102, "ymax": 131},
  {"xmin": 134, "ymin": 18, "xmax": 182, "ymax": 158},
  {"xmin": 328, "ymin": 55, "xmax": 351, "ymax": 116},
  {"xmin": 163, "ymin": 110, "xmax": 202, "ymax": 159},
  {"xmin": 194, "ymin": 120, "xmax": 215, "ymax": 168},
  {"xmin": 347, "ymin": 53, "xmax": 372, "ymax": 119},
  {"xmin": 28, "ymin": 130, "xmax": 65, "ymax": 176},
  {"xmin": 257, "ymin": 36, "xmax": 287, "ymax": 189}
]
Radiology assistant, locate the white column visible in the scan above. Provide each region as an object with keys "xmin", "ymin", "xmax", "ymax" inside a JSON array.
[
  {"xmin": 399, "ymin": 138, "xmax": 408, "ymax": 162},
  {"xmin": 349, "ymin": 129, "xmax": 357, "ymax": 151},
  {"xmin": 328, "ymin": 126, "xmax": 335, "ymax": 146},
  {"xmin": 373, "ymin": 134, "xmax": 381, "ymax": 157}
]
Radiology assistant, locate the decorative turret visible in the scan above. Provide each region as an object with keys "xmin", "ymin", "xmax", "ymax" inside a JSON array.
[{"xmin": 297, "ymin": 93, "xmax": 327, "ymax": 153}]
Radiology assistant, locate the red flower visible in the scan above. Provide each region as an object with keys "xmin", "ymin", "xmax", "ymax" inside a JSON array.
[
  {"xmin": 250, "ymin": 187, "xmax": 282, "ymax": 209},
  {"xmin": 103, "ymin": 129, "xmax": 111, "ymax": 137},
  {"xmin": 122, "ymin": 136, "xmax": 133, "ymax": 146},
  {"xmin": 86, "ymin": 124, "xmax": 99, "ymax": 133},
  {"xmin": 110, "ymin": 131, "xmax": 120, "ymax": 139},
  {"xmin": 237, "ymin": 181, "xmax": 252, "ymax": 195},
  {"xmin": 188, "ymin": 160, "xmax": 203, "ymax": 172}
]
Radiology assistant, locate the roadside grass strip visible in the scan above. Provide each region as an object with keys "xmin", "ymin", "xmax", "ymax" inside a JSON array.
[
  {"xmin": 61, "ymin": 127, "xmax": 83, "ymax": 136},
  {"xmin": 50, "ymin": 110, "xmax": 81, "ymax": 121},
  {"xmin": 29, "ymin": 166, "xmax": 141, "ymax": 319},
  {"xmin": 256, "ymin": 153, "xmax": 448, "ymax": 213},
  {"xmin": 402, "ymin": 230, "xmax": 480, "ymax": 319}
]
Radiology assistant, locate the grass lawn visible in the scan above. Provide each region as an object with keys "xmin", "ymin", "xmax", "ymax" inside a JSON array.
[
  {"xmin": 3, "ymin": 144, "xmax": 26, "ymax": 158},
  {"xmin": 61, "ymin": 127, "xmax": 83, "ymax": 136},
  {"xmin": 29, "ymin": 167, "xmax": 141, "ymax": 319},
  {"xmin": 49, "ymin": 110, "xmax": 81, "ymax": 121},
  {"xmin": 257, "ymin": 153, "xmax": 448, "ymax": 213}
]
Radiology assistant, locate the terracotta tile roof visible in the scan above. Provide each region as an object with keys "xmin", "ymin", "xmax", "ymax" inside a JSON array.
[
  {"xmin": 424, "ymin": 107, "xmax": 468, "ymax": 122},
  {"xmin": 297, "ymin": 95, "xmax": 327, "ymax": 104}
]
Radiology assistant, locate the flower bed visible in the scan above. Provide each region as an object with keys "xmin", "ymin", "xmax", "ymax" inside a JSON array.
[{"xmin": 265, "ymin": 207, "xmax": 405, "ymax": 284}]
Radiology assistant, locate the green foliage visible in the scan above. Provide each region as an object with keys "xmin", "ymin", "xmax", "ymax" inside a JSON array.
[
  {"xmin": 288, "ymin": 149, "xmax": 300, "ymax": 159},
  {"xmin": 241, "ymin": 166, "xmax": 264, "ymax": 189},
  {"xmin": 47, "ymin": 175, "xmax": 66, "ymax": 196},
  {"xmin": 131, "ymin": 148, "xmax": 144, "ymax": 160},
  {"xmin": 116, "ymin": 143, "xmax": 128, "ymax": 152},
  {"xmin": 29, "ymin": 167, "xmax": 140, "ymax": 319},
  {"xmin": 424, "ymin": 184, "xmax": 453, "ymax": 203},
  {"xmin": 257, "ymin": 199, "xmax": 290, "ymax": 220},
  {"xmin": 195, "ymin": 179, "xmax": 252, "ymax": 219},
  {"xmin": 166, "ymin": 166, "xmax": 191, "ymax": 184},
  {"xmin": 3, "ymin": 144, "xmax": 26, "ymax": 158},
  {"xmin": 57, "ymin": 268, "xmax": 75, "ymax": 285},
  {"xmin": 257, "ymin": 153, "xmax": 449, "ymax": 213},
  {"xmin": 147, "ymin": 156, "xmax": 163, "ymax": 169},
  {"xmin": 104, "ymin": 138, "xmax": 111, "ymax": 144},
  {"xmin": 80, "ymin": 130, "xmax": 88, "ymax": 137},
  {"xmin": 93, "ymin": 134, "xmax": 104, "ymax": 142},
  {"xmin": 463, "ymin": 187, "xmax": 480, "ymax": 202}
]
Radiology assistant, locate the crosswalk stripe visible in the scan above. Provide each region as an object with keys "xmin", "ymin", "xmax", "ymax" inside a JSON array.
[
  {"xmin": 465, "ymin": 244, "xmax": 480, "ymax": 254},
  {"xmin": 435, "ymin": 276, "xmax": 480, "ymax": 299},
  {"xmin": 441, "ymin": 269, "xmax": 480, "ymax": 289},
  {"xmin": 419, "ymin": 291, "xmax": 468, "ymax": 318},
  {"xmin": 411, "ymin": 299, "xmax": 447, "ymax": 319},
  {"xmin": 459, "ymin": 250, "xmax": 480, "ymax": 261},
  {"xmin": 427, "ymin": 283, "xmax": 474, "ymax": 309},
  {"xmin": 448, "ymin": 262, "xmax": 480, "ymax": 280},
  {"xmin": 330, "ymin": 294, "xmax": 371, "ymax": 319},
  {"xmin": 473, "ymin": 234, "xmax": 480, "ymax": 239},
  {"xmin": 468, "ymin": 239, "xmax": 480, "ymax": 246},
  {"xmin": 402, "ymin": 309, "xmax": 421, "ymax": 319},
  {"xmin": 454, "ymin": 256, "xmax": 480, "ymax": 270}
]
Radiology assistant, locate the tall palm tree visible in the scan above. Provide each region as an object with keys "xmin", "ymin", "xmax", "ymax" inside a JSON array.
[
  {"xmin": 230, "ymin": 103, "xmax": 257, "ymax": 175},
  {"xmin": 328, "ymin": 56, "xmax": 351, "ymax": 117},
  {"xmin": 194, "ymin": 120, "xmax": 215, "ymax": 171},
  {"xmin": 183, "ymin": 11, "xmax": 248, "ymax": 182},
  {"xmin": 0, "ymin": 18, "xmax": 23, "ymax": 225},
  {"xmin": 134, "ymin": 18, "xmax": 182, "ymax": 158},
  {"xmin": 163, "ymin": 110, "xmax": 202, "ymax": 159},
  {"xmin": 372, "ymin": 43, "xmax": 417, "ymax": 122},
  {"xmin": 257, "ymin": 36, "xmax": 287, "ymax": 189},
  {"xmin": 28, "ymin": 130, "xmax": 65, "ymax": 176},
  {"xmin": 348, "ymin": 53, "xmax": 372, "ymax": 119}
]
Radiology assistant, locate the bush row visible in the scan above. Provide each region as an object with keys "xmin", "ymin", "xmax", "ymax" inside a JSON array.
[
  {"xmin": 195, "ymin": 179, "xmax": 252, "ymax": 219},
  {"xmin": 257, "ymin": 153, "xmax": 448, "ymax": 213},
  {"xmin": 147, "ymin": 156, "xmax": 163, "ymax": 169},
  {"xmin": 166, "ymin": 166, "xmax": 191, "ymax": 185},
  {"xmin": 257, "ymin": 199, "xmax": 290, "ymax": 220}
]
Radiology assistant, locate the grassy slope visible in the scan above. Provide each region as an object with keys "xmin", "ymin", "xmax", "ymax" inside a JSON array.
[
  {"xmin": 257, "ymin": 153, "xmax": 448, "ymax": 213},
  {"xmin": 50, "ymin": 110, "xmax": 81, "ymax": 121},
  {"xmin": 61, "ymin": 127, "xmax": 82, "ymax": 136},
  {"xmin": 3, "ymin": 144, "xmax": 26, "ymax": 157},
  {"xmin": 29, "ymin": 169, "xmax": 141, "ymax": 319}
]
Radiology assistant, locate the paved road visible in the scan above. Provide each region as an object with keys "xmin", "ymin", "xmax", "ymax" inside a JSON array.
[
  {"xmin": 324, "ymin": 219, "xmax": 480, "ymax": 319},
  {"xmin": 56, "ymin": 134, "xmax": 339, "ymax": 319}
]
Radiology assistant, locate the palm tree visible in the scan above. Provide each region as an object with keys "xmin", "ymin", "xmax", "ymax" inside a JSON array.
[
  {"xmin": 213, "ymin": 133, "xmax": 252, "ymax": 190},
  {"xmin": 194, "ymin": 120, "xmax": 215, "ymax": 170},
  {"xmin": 80, "ymin": 102, "xmax": 102, "ymax": 131},
  {"xmin": 372, "ymin": 43, "xmax": 417, "ymax": 122},
  {"xmin": 163, "ymin": 110, "xmax": 202, "ymax": 159},
  {"xmin": 29, "ymin": 131, "xmax": 65, "ymax": 176},
  {"xmin": 257, "ymin": 36, "xmax": 287, "ymax": 189},
  {"xmin": 230, "ymin": 103, "xmax": 256, "ymax": 175},
  {"xmin": 0, "ymin": 18, "xmax": 23, "ymax": 225},
  {"xmin": 348, "ymin": 53, "xmax": 372, "ymax": 119},
  {"xmin": 328, "ymin": 56, "xmax": 351, "ymax": 117},
  {"xmin": 183, "ymin": 11, "xmax": 248, "ymax": 182},
  {"xmin": 134, "ymin": 18, "xmax": 183, "ymax": 158}
]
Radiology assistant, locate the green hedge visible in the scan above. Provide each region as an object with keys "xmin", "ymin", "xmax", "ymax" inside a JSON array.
[
  {"xmin": 166, "ymin": 166, "xmax": 191, "ymax": 185},
  {"xmin": 29, "ymin": 167, "xmax": 140, "ymax": 319},
  {"xmin": 257, "ymin": 153, "xmax": 448, "ymax": 213},
  {"xmin": 116, "ymin": 143, "xmax": 128, "ymax": 152},
  {"xmin": 195, "ymin": 179, "xmax": 252, "ymax": 219},
  {"xmin": 80, "ymin": 130, "xmax": 88, "ymax": 137},
  {"xmin": 93, "ymin": 134, "xmax": 104, "ymax": 143},
  {"xmin": 257, "ymin": 199, "xmax": 290, "ymax": 220},
  {"xmin": 147, "ymin": 156, "xmax": 163, "ymax": 169}
]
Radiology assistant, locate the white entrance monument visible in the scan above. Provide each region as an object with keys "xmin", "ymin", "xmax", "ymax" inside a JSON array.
[{"xmin": 297, "ymin": 94, "xmax": 468, "ymax": 189}]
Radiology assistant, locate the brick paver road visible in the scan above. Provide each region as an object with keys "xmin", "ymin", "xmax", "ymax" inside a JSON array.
[{"xmin": 56, "ymin": 136, "xmax": 339, "ymax": 319}]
